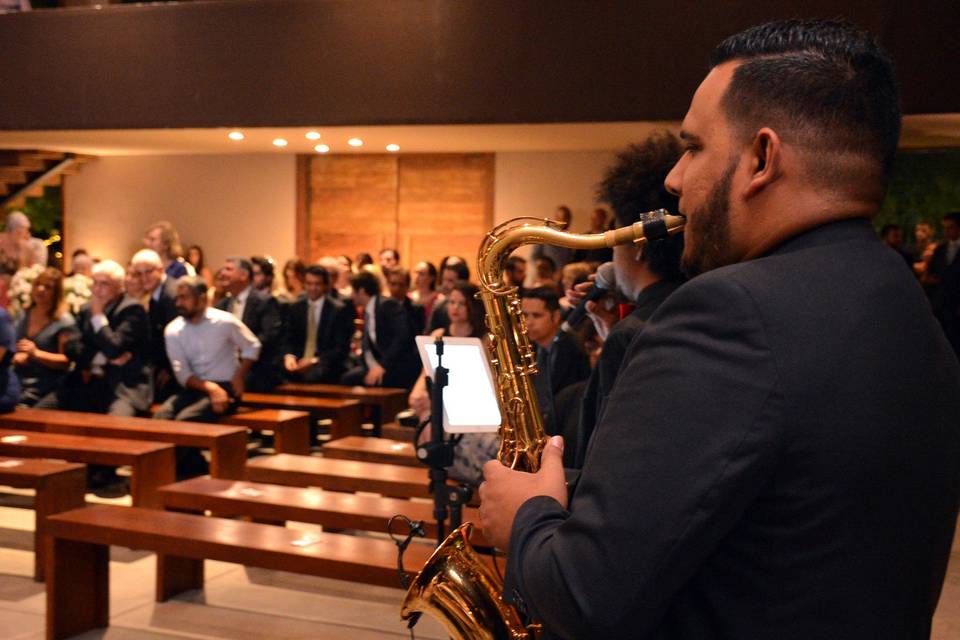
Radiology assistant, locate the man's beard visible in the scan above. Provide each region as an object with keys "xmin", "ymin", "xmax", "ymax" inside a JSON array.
[{"xmin": 681, "ymin": 162, "xmax": 736, "ymax": 279}]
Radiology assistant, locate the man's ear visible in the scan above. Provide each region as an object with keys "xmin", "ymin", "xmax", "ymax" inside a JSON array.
[{"xmin": 743, "ymin": 127, "xmax": 782, "ymax": 199}]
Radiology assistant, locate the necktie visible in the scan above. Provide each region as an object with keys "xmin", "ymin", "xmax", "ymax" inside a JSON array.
[{"xmin": 302, "ymin": 303, "xmax": 318, "ymax": 360}]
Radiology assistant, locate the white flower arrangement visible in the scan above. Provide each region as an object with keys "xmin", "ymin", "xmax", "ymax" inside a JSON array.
[
  {"xmin": 8, "ymin": 263, "xmax": 45, "ymax": 318},
  {"xmin": 63, "ymin": 273, "xmax": 93, "ymax": 315}
]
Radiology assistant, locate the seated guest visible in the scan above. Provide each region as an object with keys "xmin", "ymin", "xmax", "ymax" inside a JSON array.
[
  {"xmin": 335, "ymin": 254, "xmax": 354, "ymax": 297},
  {"xmin": 521, "ymin": 286, "xmax": 591, "ymax": 437},
  {"xmin": 504, "ymin": 255, "xmax": 527, "ymax": 292},
  {"xmin": 13, "ymin": 267, "xmax": 76, "ymax": 407},
  {"xmin": 342, "ymin": 270, "xmax": 421, "ymax": 390},
  {"xmin": 411, "ymin": 261, "xmax": 442, "ymax": 322},
  {"xmin": 279, "ymin": 257, "xmax": 306, "ymax": 303},
  {"xmin": 386, "ymin": 266, "xmax": 426, "ymax": 335},
  {"xmin": 216, "ymin": 256, "xmax": 282, "ymax": 392},
  {"xmin": 68, "ymin": 248, "xmax": 94, "ymax": 278},
  {"xmin": 428, "ymin": 257, "xmax": 470, "ymax": 333},
  {"xmin": 282, "ymin": 264, "xmax": 354, "ymax": 383},
  {"xmin": 130, "ymin": 249, "xmax": 179, "ymax": 402},
  {"xmin": 379, "ymin": 248, "xmax": 400, "ymax": 270},
  {"xmin": 156, "ymin": 276, "xmax": 260, "ymax": 422},
  {"xmin": 143, "ymin": 221, "xmax": 194, "ymax": 280},
  {"xmin": 250, "ymin": 255, "xmax": 275, "ymax": 293},
  {"xmin": 531, "ymin": 255, "xmax": 560, "ymax": 290},
  {"xmin": 0, "ymin": 304, "xmax": 19, "ymax": 414},
  {"xmin": 61, "ymin": 260, "xmax": 152, "ymax": 416},
  {"xmin": 186, "ymin": 244, "xmax": 213, "ymax": 288}
]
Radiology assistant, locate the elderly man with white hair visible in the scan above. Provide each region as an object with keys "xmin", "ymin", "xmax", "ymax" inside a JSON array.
[
  {"xmin": 1, "ymin": 211, "xmax": 46, "ymax": 268},
  {"xmin": 61, "ymin": 259, "xmax": 152, "ymax": 416},
  {"xmin": 130, "ymin": 248, "xmax": 179, "ymax": 401}
]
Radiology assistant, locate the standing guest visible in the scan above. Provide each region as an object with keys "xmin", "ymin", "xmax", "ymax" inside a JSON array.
[
  {"xmin": 479, "ymin": 20, "xmax": 960, "ymax": 639},
  {"xmin": 411, "ymin": 261, "xmax": 442, "ymax": 326},
  {"xmin": 282, "ymin": 264, "xmax": 354, "ymax": 383},
  {"xmin": 879, "ymin": 223, "xmax": 913, "ymax": 266},
  {"xmin": 532, "ymin": 206, "xmax": 576, "ymax": 271},
  {"xmin": 186, "ymin": 245, "xmax": 213, "ymax": 287},
  {"xmin": 210, "ymin": 267, "xmax": 230, "ymax": 306},
  {"xmin": 280, "ymin": 258, "xmax": 306, "ymax": 302},
  {"xmin": 379, "ymin": 248, "xmax": 400, "ymax": 270},
  {"xmin": 335, "ymin": 255, "xmax": 354, "ymax": 297},
  {"xmin": 355, "ymin": 252, "xmax": 373, "ymax": 270},
  {"xmin": 578, "ymin": 207, "xmax": 615, "ymax": 264},
  {"xmin": 12, "ymin": 267, "xmax": 76, "ymax": 407},
  {"xmin": 386, "ymin": 266, "xmax": 425, "ymax": 335},
  {"xmin": 143, "ymin": 221, "xmax": 194, "ymax": 280},
  {"xmin": 341, "ymin": 270, "xmax": 421, "ymax": 390},
  {"xmin": 1, "ymin": 211, "xmax": 46, "ymax": 268},
  {"xmin": 68, "ymin": 248, "xmax": 94, "ymax": 278},
  {"xmin": 0, "ymin": 303, "xmax": 19, "ymax": 414},
  {"xmin": 927, "ymin": 211, "xmax": 960, "ymax": 355},
  {"xmin": 428, "ymin": 258, "xmax": 470, "ymax": 333},
  {"xmin": 130, "ymin": 249, "xmax": 179, "ymax": 403},
  {"xmin": 60, "ymin": 260, "xmax": 152, "ymax": 416},
  {"xmin": 504, "ymin": 255, "xmax": 528, "ymax": 292},
  {"xmin": 912, "ymin": 221, "xmax": 938, "ymax": 280},
  {"xmin": 520, "ymin": 286, "xmax": 591, "ymax": 438},
  {"xmin": 250, "ymin": 255, "xmax": 275, "ymax": 294},
  {"xmin": 216, "ymin": 256, "xmax": 282, "ymax": 392}
]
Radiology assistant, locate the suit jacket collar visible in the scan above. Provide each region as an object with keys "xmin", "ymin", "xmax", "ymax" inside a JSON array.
[{"xmin": 763, "ymin": 218, "xmax": 876, "ymax": 258}]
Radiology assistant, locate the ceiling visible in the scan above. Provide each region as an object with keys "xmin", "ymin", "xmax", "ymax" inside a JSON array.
[{"xmin": 0, "ymin": 115, "xmax": 956, "ymax": 157}]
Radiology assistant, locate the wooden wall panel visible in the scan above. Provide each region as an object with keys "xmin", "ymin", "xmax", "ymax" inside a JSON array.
[{"xmin": 301, "ymin": 153, "xmax": 494, "ymax": 277}]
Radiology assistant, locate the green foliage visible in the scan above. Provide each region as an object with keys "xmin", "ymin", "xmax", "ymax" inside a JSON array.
[{"xmin": 876, "ymin": 150, "xmax": 960, "ymax": 235}]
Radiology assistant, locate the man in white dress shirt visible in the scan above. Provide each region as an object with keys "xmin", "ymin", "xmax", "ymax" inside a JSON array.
[{"xmin": 155, "ymin": 275, "xmax": 261, "ymax": 423}]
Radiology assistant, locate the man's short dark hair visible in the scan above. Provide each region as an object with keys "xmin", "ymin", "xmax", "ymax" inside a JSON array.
[
  {"xmin": 535, "ymin": 255, "xmax": 557, "ymax": 273},
  {"xmin": 350, "ymin": 270, "xmax": 381, "ymax": 296},
  {"xmin": 944, "ymin": 212, "xmax": 960, "ymax": 225},
  {"xmin": 506, "ymin": 255, "xmax": 527, "ymax": 269},
  {"xmin": 880, "ymin": 224, "xmax": 901, "ymax": 237},
  {"xmin": 305, "ymin": 263, "xmax": 330, "ymax": 285},
  {"xmin": 251, "ymin": 255, "xmax": 274, "ymax": 281},
  {"xmin": 709, "ymin": 19, "xmax": 900, "ymax": 183},
  {"xmin": 176, "ymin": 275, "xmax": 208, "ymax": 297},
  {"xmin": 522, "ymin": 286, "xmax": 561, "ymax": 312},
  {"xmin": 226, "ymin": 256, "xmax": 253, "ymax": 278},
  {"xmin": 387, "ymin": 266, "xmax": 410, "ymax": 286},
  {"xmin": 442, "ymin": 260, "xmax": 470, "ymax": 282},
  {"xmin": 380, "ymin": 248, "xmax": 400, "ymax": 262}
]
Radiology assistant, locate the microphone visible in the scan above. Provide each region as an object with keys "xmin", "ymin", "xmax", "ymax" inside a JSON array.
[{"xmin": 561, "ymin": 261, "xmax": 616, "ymax": 334}]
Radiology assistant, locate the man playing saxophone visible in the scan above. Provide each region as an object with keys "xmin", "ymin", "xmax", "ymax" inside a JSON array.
[{"xmin": 479, "ymin": 19, "xmax": 960, "ymax": 640}]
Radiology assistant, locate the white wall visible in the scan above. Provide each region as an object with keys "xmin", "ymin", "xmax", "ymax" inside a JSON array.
[
  {"xmin": 63, "ymin": 151, "xmax": 615, "ymax": 272},
  {"xmin": 63, "ymin": 154, "xmax": 296, "ymax": 270}
]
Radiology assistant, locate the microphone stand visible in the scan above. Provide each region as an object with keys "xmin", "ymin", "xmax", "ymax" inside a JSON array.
[{"xmin": 415, "ymin": 335, "xmax": 473, "ymax": 544}]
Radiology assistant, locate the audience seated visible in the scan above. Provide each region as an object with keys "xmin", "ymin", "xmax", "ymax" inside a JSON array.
[
  {"xmin": 12, "ymin": 267, "xmax": 76, "ymax": 407},
  {"xmin": 60, "ymin": 260, "xmax": 153, "ymax": 416},
  {"xmin": 215, "ymin": 256, "xmax": 283, "ymax": 392},
  {"xmin": 130, "ymin": 249, "xmax": 179, "ymax": 402},
  {"xmin": 385, "ymin": 266, "xmax": 426, "ymax": 336},
  {"xmin": 342, "ymin": 270, "xmax": 421, "ymax": 390},
  {"xmin": 411, "ymin": 261, "xmax": 442, "ymax": 324},
  {"xmin": 282, "ymin": 264, "xmax": 354, "ymax": 384},
  {"xmin": 0, "ymin": 283, "xmax": 20, "ymax": 414},
  {"xmin": 427, "ymin": 257, "xmax": 469, "ymax": 333}
]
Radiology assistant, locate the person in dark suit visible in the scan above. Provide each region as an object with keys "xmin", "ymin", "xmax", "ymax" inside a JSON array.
[
  {"xmin": 478, "ymin": 21, "xmax": 960, "ymax": 640},
  {"xmin": 130, "ymin": 249, "xmax": 180, "ymax": 402},
  {"xmin": 61, "ymin": 260, "xmax": 153, "ymax": 416},
  {"xmin": 427, "ymin": 258, "xmax": 469, "ymax": 333},
  {"xmin": 282, "ymin": 264, "xmax": 354, "ymax": 384},
  {"xmin": 215, "ymin": 256, "xmax": 283, "ymax": 392},
  {"xmin": 926, "ymin": 211, "xmax": 960, "ymax": 355},
  {"xmin": 385, "ymin": 266, "xmax": 426, "ymax": 336},
  {"xmin": 341, "ymin": 270, "xmax": 421, "ymax": 390}
]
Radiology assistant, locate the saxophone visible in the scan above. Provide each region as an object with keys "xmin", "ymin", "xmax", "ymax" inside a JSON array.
[{"xmin": 401, "ymin": 209, "xmax": 685, "ymax": 639}]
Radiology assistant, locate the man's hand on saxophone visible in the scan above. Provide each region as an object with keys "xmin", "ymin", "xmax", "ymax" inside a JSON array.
[{"xmin": 478, "ymin": 434, "xmax": 568, "ymax": 550}]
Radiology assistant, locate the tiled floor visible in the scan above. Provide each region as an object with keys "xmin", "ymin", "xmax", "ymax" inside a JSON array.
[{"xmin": 0, "ymin": 489, "xmax": 957, "ymax": 639}]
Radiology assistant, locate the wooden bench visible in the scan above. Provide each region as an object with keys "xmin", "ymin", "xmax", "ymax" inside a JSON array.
[
  {"xmin": 323, "ymin": 435, "xmax": 419, "ymax": 467},
  {"xmin": 0, "ymin": 429, "xmax": 174, "ymax": 508},
  {"xmin": 45, "ymin": 504, "xmax": 440, "ymax": 640},
  {"xmin": 0, "ymin": 457, "xmax": 85, "ymax": 581},
  {"xmin": 158, "ymin": 476, "xmax": 488, "ymax": 545},
  {"xmin": 273, "ymin": 383, "xmax": 407, "ymax": 426},
  {"xmin": 221, "ymin": 408, "xmax": 311, "ymax": 454},
  {"xmin": 0, "ymin": 407, "xmax": 247, "ymax": 479},
  {"xmin": 240, "ymin": 393, "xmax": 363, "ymax": 440},
  {"xmin": 380, "ymin": 420, "xmax": 417, "ymax": 443}
]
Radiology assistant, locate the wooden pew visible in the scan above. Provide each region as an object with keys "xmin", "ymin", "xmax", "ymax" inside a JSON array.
[
  {"xmin": 273, "ymin": 383, "xmax": 407, "ymax": 426},
  {"xmin": 45, "ymin": 504, "xmax": 441, "ymax": 640},
  {"xmin": 0, "ymin": 457, "xmax": 85, "ymax": 581},
  {"xmin": 221, "ymin": 408, "xmax": 311, "ymax": 454},
  {"xmin": 323, "ymin": 435, "xmax": 419, "ymax": 467},
  {"xmin": 240, "ymin": 393, "xmax": 363, "ymax": 440},
  {"xmin": 380, "ymin": 421, "xmax": 417, "ymax": 443},
  {"xmin": 0, "ymin": 407, "xmax": 247, "ymax": 479},
  {"xmin": 158, "ymin": 476, "xmax": 488, "ymax": 545},
  {"xmin": 0, "ymin": 429, "xmax": 174, "ymax": 508}
]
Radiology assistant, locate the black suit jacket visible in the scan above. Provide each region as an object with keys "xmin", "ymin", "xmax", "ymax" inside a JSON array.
[
  {"xmin": 147, "ymin": 287, "xmax": 179, "ymax": 375},
  {"xmin": 216, "ymin": 289, "xmax": 283, "ymax": 391},
  {"xmin": 67, "ymin": 296, "xmax": 153, "ymax": 409},
  {"xmin": 505, "ymin": 219, "xmax": 960, "ymax": 639},
  {"xmin": 283, "ymin": 295, "xmax": 354, "ymax": 383},
  {"xmin": 367, "ymin": 295, "xmax": 421, "ymax": 389}
]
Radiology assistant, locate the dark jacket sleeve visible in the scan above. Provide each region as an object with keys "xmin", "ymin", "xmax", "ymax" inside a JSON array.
[
  {"xmin": 316, "ymin": 299, "xmax": 355, "ymax": 378},
  {"xmin": 549, "ymin": 332, "xmax": 591, "ymax": 396},
  {"xmin": 282, "ymin": 300, "xmax": 307, "ymax": 358},
  {"xmin": 378, "ymin": 297, "xmax": 414, "ymax": 368},
  {"xmin": 93, "ymin": 303, "xmax": 148, "ymax": 359},
  {"xmin": 250, "ymin": 293, "xmax": 283, "ymax": 350},
  {"xmin": 503, "ymin": 273, "xmax": 782, "ymax": 639}
]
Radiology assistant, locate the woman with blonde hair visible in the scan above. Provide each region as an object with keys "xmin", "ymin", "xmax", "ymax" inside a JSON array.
[
  {"xmin": 12, "ymin": 267, "xmax": 76, "ymax": 407},
  {"xmin": 143, "ymin": 220, "xmax": 195, "ymax": 280}
]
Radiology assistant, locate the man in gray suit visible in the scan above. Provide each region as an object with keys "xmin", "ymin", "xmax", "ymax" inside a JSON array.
[{"xmin": 479, "ymin": 20, "xmax": 960, "ymax": 640}]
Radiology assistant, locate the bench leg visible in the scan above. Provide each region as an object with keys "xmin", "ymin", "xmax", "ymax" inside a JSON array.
[
  {"xmin": 209, "ymin": 431, "xmax": 248, "ymax": 479},
  {"xmin": 33, "ymin": 468, "xmax": 86, "ymax": 581},
  {"xmin": 130, "ymin": 448, "xmax": 176, "ymax": 508},
  {"xmin": 46, "ymin": 538, "xmax": 108, "ymax": 640},
  {"xmin": 156, "ymin": 554, "xmax": 204, "ymax": 602},
  {"xmin": 273, "ymin": 416, "xmax": 311, "ymax": 454}
]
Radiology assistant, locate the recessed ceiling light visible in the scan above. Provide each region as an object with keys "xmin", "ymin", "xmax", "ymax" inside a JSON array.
[
  {"xmin": 228, "ymin": 131, "xmax": 244, "ymax": 141},
  {"xmin": 315, "ymin": 144, "xmax": 330, "ymax": 153},
  {"xmin": 272, "ymin": 138, "xmax": 288, "ymax": 147},
  {"xmin": 348, "ymin": 138, "xmax": 363, "ymax": 147},
  {"xmin": 305, "ymin": 131, "xmax": 321, "ymax": 140},
  {"xmin": 386, "ymin": 144, "xmax": 400, "ymax": 152}
]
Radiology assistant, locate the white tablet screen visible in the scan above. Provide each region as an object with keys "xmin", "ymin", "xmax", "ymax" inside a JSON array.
[{"xmin": 416, "ymin": 336, "xmax": 502, "ymax": 433}]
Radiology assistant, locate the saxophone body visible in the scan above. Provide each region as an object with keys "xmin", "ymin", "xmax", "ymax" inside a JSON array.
[{"xmin": 401, "ymin": 210, "xmax": 685, "ymax": 640}]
